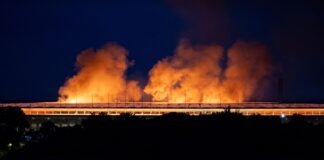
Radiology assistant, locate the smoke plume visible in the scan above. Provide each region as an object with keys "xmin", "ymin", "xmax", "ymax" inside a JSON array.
[
  {"xmin": 58, "ymin": 43, "xmax": 141, "ymax": 103},
  {"xmin": 166, "ymin": 0, "xmax": 231, "ymax": 44},
  {"xmin": 144, "ymin": 40, "xmax": 272, "ymax": 103},
  {"xmin": 58, "ymin": 40, "xmax": 272, "ymax": 104}
]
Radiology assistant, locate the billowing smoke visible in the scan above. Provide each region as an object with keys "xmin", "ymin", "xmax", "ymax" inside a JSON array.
[
  {"xmin": 166, "ymin": 0, "xmax": 231, "ymax": 44},
  {"xmin": 140, "ymin": 0, "xmax": 273, "ymax": 103},
  {"xmin": 144, "ymin": 40, "xmax": 272, "ymax": 103},
  {"xmin": 57, "ymin": 0, "xmax": 274, "ymax": 104},
  {"xmin": 58, "ymin": 40, "xmax": 272, "ymax": 104},
  {"xmin": 58, "ymin": 43, "xmax": 141, "ymax": 103}
]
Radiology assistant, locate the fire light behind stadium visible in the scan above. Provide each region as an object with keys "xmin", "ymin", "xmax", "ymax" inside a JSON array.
[{"xmin": 58, "ymin": 40, "xmax": 272, "ymax": 104}]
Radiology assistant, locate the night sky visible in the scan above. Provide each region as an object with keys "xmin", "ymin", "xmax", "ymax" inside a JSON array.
[{"xmin": 0, "ymin": 0, "xmax": 323, "ymax": 102}]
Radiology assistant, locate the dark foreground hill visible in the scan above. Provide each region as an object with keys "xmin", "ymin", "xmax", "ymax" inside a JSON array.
[{"xmin": 1, "ymin": 108, "xmax": 324, "ymax": 160}]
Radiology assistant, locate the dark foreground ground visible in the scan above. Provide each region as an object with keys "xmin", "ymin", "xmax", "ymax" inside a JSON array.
[{"xmin": 1, "ymin": 107, "xmax": 324, "ymax": 160}]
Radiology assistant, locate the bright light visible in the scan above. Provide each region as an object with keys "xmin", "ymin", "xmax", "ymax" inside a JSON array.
[
  {"xmin": 8, "ymin": 143, "xmax": 12, "ymax": 148},
  {"xmin": 280, "ymin": 114, "xmax": 286, "ymax": 118},
  {"xmin": 67, "ymin": 99, "xmax": 77, "ymax": 104}
]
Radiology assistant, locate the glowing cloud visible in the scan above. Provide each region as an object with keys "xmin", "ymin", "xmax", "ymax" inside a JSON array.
[
  {"xmin": 144, "ymin": 40, "xmax": 272, "ymax": 103},
  {"xmin": 58, "ymin": 43, "xmax": 141, "ymax": 103},
  {"xmin": 58, "ymin": 40, "xmax": 272, "ymax": 104}
]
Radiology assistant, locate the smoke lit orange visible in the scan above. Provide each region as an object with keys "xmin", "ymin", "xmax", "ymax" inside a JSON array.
[
  {"xmin": 144, "ymin": 40, "xmax": 272, "ymax": 103},
  {"xmin": 58, "ymin": 40, "xmax": 272, "ymax": 104},
  {"xmin": 58, "ymin": 43, "xmax": 141, "ymax": 103}
]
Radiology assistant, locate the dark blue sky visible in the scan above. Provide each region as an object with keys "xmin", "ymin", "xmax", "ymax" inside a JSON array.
[{"xmin": 0, "ymin": 0, "xmax": 323, "ymax": 102}]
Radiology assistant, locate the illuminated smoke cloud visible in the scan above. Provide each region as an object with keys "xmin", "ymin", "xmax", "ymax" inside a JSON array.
[
  {"xmin": 58, "ymin": 40, "xmax": 272, "ymax": 104},
  {"xmin": 58, "ymin": 43, "xmax": 141, "ymax": 103},
  {"xmin": 144, "ymin": 40, "xmax": 272, "ymax": 103}
]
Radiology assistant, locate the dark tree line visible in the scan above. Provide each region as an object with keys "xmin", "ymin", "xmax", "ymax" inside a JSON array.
[
  {"xmin": 0, "ymin": 108, "xmax": 29, "ymax": 158},
  {"xmin": 1, "ymin": 108, "xmax": 324, "ymax": 160}
]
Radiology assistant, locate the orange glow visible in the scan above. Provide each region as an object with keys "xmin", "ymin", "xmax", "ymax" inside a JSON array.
[
  {"xmin": 58, "ymin": 40, "xmax": 272, "ymax": 104},
  {"xmin": 20, "ymin": 107, "xmax": 324, "ymax": 116},
  {"xmin": 144, "ymin": 40, "xmax": 272, "ymax": 103},
  {"xmin": 58, "ymin": 43, "xmax": 141, "ymax": 103}
]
